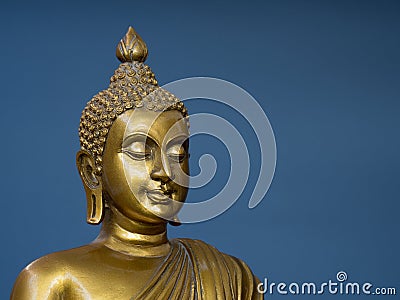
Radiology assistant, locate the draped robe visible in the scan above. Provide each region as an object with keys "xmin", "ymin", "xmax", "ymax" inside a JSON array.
[{"xmin": 132, "ymin": 238, "xmax": 262, "ymax": 300}]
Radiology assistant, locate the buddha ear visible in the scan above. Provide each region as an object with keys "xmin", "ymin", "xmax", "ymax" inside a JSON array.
[{"xmin": 76, "ymin": 150, "xmax": 104, "ymax": 225}]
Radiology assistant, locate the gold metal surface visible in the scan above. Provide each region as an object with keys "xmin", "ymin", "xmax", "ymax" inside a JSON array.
[
  {"xmin": 11, "ymin": 27, "xmax": 262, "ymax": 299},
  {"xmin": 116, "ymin": 26, "xmax": 148, "ymax": 63}
]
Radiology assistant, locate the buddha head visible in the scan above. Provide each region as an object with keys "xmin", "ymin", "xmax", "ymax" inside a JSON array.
[{"xmin": 76, "ymin": 27, "xmax": 189, "ymax": 226}]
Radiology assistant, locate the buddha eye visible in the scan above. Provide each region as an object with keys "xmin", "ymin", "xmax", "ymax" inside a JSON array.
[
  {"xmin": 122, "ymin": 141, "xmax": 153, "ymax": 161},
  {"xmin": 167, "ymin": 144, "xmax": 187, "ymax": 163}
]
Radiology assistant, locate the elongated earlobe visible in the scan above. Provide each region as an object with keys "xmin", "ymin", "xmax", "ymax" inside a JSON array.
[
  {"xmin": 87, "ymin": 188, "xmax": 103, "ymax": 224},
  {"xmin": 76, "ymin": 150, "xmax": 104, "ymax": 224}
]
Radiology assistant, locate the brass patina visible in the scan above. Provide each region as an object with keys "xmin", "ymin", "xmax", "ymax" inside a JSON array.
[{"xmin": 11, "ymin": 27, "xmax": 262, "ymax": 300}]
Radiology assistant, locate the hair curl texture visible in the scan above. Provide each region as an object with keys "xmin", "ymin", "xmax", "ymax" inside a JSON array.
[{"xmin": 79, "ymin": 62, "xmax": 188, "ymax": 174}]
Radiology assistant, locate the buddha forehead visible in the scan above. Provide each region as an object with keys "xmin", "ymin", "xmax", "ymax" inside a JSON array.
[{"xmin": 110, "ymin": 109, "xmax": 189, "ymax": 146}]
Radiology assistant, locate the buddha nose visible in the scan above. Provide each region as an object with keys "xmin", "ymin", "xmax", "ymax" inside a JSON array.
[{"xmin": 150, "ymin": 152, "xmax": 173, "ymax": 183}]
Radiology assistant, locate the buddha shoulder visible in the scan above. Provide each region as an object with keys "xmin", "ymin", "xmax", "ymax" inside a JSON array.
[
  {"xmin": 11, "ymin": 244, "xmax": 173, "ymax": 299},
  {"xmin": 11, "ymin": 245, "xmax": 98, "ymax": 299}
]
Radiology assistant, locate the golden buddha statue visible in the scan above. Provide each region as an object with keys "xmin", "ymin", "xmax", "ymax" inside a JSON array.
[{"xmin": 11, "ymin": 27, "xmax": 262, "ymax": 300}]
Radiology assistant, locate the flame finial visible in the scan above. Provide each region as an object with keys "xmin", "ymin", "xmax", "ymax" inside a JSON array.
[{"xmin": 116, "ymin": 26, "xmax": 148, "ymax": 63}]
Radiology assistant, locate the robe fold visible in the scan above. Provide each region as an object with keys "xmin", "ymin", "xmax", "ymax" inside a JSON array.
[{"xmin": 132, "ymin": 238, "xmax": 262, "ymax": 300}]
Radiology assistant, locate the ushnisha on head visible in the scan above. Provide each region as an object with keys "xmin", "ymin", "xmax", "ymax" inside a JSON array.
[
  {"xmin": 79, "ymin": 27, "xmax": 188, "ymax": 175},
  {"xmin": 77, "ymin": 27, "xmax": 189, "ymax": 225}
]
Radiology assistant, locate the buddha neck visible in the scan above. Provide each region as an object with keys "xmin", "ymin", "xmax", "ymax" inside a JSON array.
[{"xmin": 94, "ymin": 207, "xmax": 170, "ymax": 257}]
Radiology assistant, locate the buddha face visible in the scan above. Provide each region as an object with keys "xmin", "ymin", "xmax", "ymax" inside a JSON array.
[{"xmin": 101, "ymin": 108, "xmax": 189, "ymax": 224}]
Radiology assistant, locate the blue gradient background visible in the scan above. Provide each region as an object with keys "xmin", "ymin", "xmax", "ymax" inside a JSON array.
[{"xmin": 2, "ymin": 0, "xmax": 399, "ymax": 299}]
